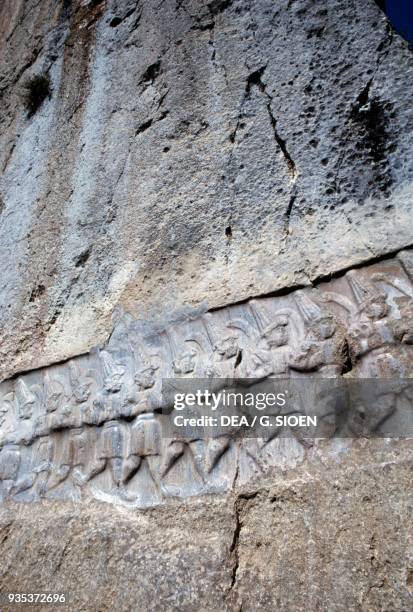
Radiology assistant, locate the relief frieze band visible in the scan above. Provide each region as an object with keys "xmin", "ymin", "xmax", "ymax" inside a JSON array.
[{"xmin": 0, "ymin": 252, "xmax": 413, "ymax": 506}]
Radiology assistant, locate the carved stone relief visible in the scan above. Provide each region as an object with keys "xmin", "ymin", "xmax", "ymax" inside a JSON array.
[{"xmin": 0, "ymin": 253, "xmax": 412, "ymax": 507}]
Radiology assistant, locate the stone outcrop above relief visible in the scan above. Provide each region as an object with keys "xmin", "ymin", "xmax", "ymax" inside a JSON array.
[
  {"xmin": 1, "ymin": 254, "xmax": 412, "ymax": 507},
  {"xmin": 0, "ymin": 0, "xmax": 413, "ymax": 380}
]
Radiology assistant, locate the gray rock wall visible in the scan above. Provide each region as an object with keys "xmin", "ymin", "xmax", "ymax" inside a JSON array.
[
  {"xmin": 1, "ymin": 252, "xmax": 413, "ymax": 508},
  {"xmin": 0, "ymin": 0, "xmax": 412, "ymax": 380},
  {"xmin": 1, "ymin": 442, "xmax": 412, "ymax": 611},
  {"xmin": 1, "ymin": 1, "xmax": 413, "ymax": 610}
]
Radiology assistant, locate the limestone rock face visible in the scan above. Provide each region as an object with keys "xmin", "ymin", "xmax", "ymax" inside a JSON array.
[
  {"xmin": 1, "ymin": 253, "xmax": 413, "ymax": 509},
  {"xmin": 0, "ymin": 442, "xmax": 412, "ymax": 611},
  {"xmin": 1, "ymin": 0, "xmax": 413, "ymax": 380},
  {"xmin": 1, "ymin": 1, "xmax": 413, "ymax": 611}
]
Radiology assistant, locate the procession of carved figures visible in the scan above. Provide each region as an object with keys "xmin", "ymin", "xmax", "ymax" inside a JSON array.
[{"xmin": 1, "ymin": 256, "xmax": 413, "ymax": 506}]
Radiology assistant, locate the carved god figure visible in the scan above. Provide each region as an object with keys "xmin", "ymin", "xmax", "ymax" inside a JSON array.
[
  {"xmin": 47, "ymin": 427, "xmax": 89, "ymax": 493},
  {"xmin": 69, "ymin": 360, "xmax": 92, "ymax": 404},
  {"xmin": 290, "ymin": 291, "xmax": 347, "ymax": 377}
]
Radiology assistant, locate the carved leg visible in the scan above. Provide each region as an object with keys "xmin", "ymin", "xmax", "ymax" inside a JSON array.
[
  {"xmin": 122, "ymin": 455, "xmax": 142, "ymax": 484},
  {"xmin": 290, "ymin": 427, "xmax": 314, "ymax": 450},
  {"xmin": 206, "ymin": 436, "xmax": 230, "ymax": 473},
  {"xmin": 118, "ymin": 455, "xmax": 146, "ymax": 503},
  {"xmin": 110, "ymin": 457, "xmax": 123, "ymax": 488},
  {"xmin": 36, "ymin": 470, "xmax": 51, "ymax": 498},
  {"xmin": 46, "ymin": 464, "xmax": 71, "ymax": 491},
  {"xmin": 9, "ymin": 473, "xmax": 37, "ymax": 497},
  {"xmin": 188, "ymin": 439, "xmax": 206, "ymax": 482},
  {"xmin": 160, "ymin": 441, "xmax": 185, "ymax": 478},
  {"xmin": 76, "ymin": 458, "xmax": 106, "ymax": 484},
  {"xmin": 368, "ymin": 393, "xmax": 397, "ymax": 433},
  {"xmin": 261, "ymin": 426, "xmax": 282, "ymax": 447},
  {"xmin": 1, "ymin": 479, "xmax": 14, "ymax": 499},
  {"xmin": 244, "ymin": 439, "xmax": 265, "ymax": 473}
]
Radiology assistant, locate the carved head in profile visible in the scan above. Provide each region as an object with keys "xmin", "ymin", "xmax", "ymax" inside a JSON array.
[
  {"xmin": 44, "ymin": 373, "xmax": 66, "ymax": 413},
  {"xmin": 104, "ymin": 375, "xmax": 123, "ymax": 393},
  {"xmin": 359, "ymin": 294, "xmax": 389, "ymax": 321},
  {"xmin": 69, "ymin": 361, "xmax": 91, "ymax": 403},
  {"xmin": 74, "ymin": 383, "xmax": 91, "ymax": 404},
  {"xmin": 295, "ymin": 291, "xmax": 336, "ymax": 341},
  {"xmin": 47, "ymin": 389, "xmax": 63, "ymax": 413},
  {"xmin": 391, "ymin": 299, "xmax": 413, "ymax": 344},
  {"xmin": 309, "ymin": 314, "xmax": 337, "ymax": 341},
  {"xmin": 348, "ymin": 319, "xmax": 371, "ymax": 343},
  {"xmin": 262, "ymin": 315, "xmax": 289, "ymax": 347},
  {"xmin": 135, "ymin": 363, "xmax": 159, "ymax": 391},
  {"xmin": 214, "ymin": 335, "xmax": 239, "ymax": 359},
  {"xmin": 347, "ymin": 271, "xmax": 389, "ymax": 321},
  {"xmin": 173, "ymin": 347, "xmax": 197, "ymax": 375}
]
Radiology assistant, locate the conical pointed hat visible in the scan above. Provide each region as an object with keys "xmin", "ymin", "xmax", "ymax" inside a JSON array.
[
  {"xmin": 346, "ymin": 271, "xmax": 384, "ymax": 306},
  {"xmin": 16, "ymin": 378, "xmax": 35, "ymax": 405},
  {"xmin": 100, "ymin": 351, "xmax": 124, "ymax": 379},
  {"xmin": 249, "ymin": 299, "xmax": 270, "ymax": 332},
  {"xmin": 346, "ymin": 271, "xmax": 371, "ymax": 305},
  {"xmin": 44, "ymin": 371, "xmax": 64, "ymax": 397},
  {"xmin": 69, "ymin": 360, "xmax": 81, "ymax": 385},
  {"xmin": 185, "ymin": 331, "xmax": 211, "ymax": 353},
  {"xmin": 295, "ymin": 291, "xmax": 324, "ymax": 324},
  {"xmin": 227, "ymin": 318, "xmax": 255, "ymax": 338}
]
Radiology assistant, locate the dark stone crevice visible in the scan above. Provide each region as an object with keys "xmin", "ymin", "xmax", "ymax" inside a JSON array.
[
  {"xmin": 208, "ymin": 0, "xmax": 233, "ymax": 18},
  {"xmin": 245, "ymin": 67, "xmax": 296, "ymax": 180},
  {"xmin": 23, "ymin": 73, "xmax": 52, "ymax": 117},
  {"xmin": 282, "ymin": 186, "xmax": 297, "ymax": 240},
  {"xmin": 140, "ymin": 61, "xmax": 161, "ymax": 85},
  {"xmin": 135, "ymin": 110, "xmax": 168, "ymax": 136},
  {"xmin": 330, "ymin": 23, "xmax": 395, "ymax": 206},
  {"xmin": 225, "ymin": 491, "xmax": 261, "ymax": 606},
  {"xmin": 228, "ymin": 65, "xmax": 297, "ymax": 206},
  {"xmin": 225, "ymin": 496, "xmax": 243, "ymax": 606}
]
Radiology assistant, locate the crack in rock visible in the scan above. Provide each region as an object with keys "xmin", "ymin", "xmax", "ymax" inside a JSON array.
[
  {"xmin": 245, "ymin": 66, "xmax": 297, "ymax": 180},
  {"xmin": 226, "ymin": 491, "xmax": 261, "ymax": 608},
  {"xmin": 228, "ymin": 66, "xmax": 298, "ymax": 241},
  {"xmin": 135, "ymin": 110, "xmax": 169, "ymax": 136}
]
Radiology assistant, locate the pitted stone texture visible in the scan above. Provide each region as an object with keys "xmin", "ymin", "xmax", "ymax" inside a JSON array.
[
  {"xmin": 0, "ymin": 441, "xmax": 412, "ymax": 611},
  {"xmin": 0, "ymin": 497, "xmax": 234, "ymax": 612},
  {"xmin": 1, "ymin": 0, "xmax": 413, "ymax": 380},
  {"xmin": 226, "ymin": 443, "xmax": 413, "ymax": 612}
]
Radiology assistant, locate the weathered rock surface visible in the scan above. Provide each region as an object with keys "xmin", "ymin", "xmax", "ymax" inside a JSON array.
[
  {"xmin": 0, "ymin": 441, "xmax": 412, "ymax": 611},
  {"xmin": 1, "ymin": 250, "xmax": 413, "ymax": 610},
  {"xmin": 1, "ymin": 0, "xmax": 413, "ymax": 380},
  {"xmin": 1, "ymin": 1, "xmax": 413, "ymax": 610},
  {"xmin": 1, "ymin": 252, "xmax": 413, "ymax": 508}
]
